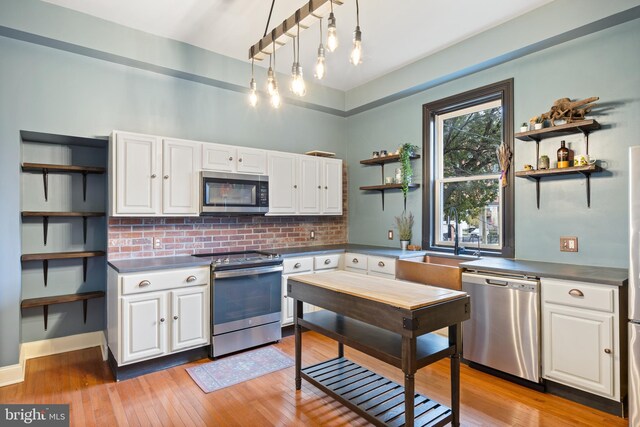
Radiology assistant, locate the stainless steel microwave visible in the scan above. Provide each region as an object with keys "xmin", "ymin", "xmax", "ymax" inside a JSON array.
[{"xmin": 201, "ymin": 171, "xmax": 269, "ymax": 215}]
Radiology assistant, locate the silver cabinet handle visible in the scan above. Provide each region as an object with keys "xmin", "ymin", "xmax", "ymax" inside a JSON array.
[
  {"xmin": 139, "ymin": 280, "xmax": 151, "ymax": 287},
  {"xmin": 228, "ymin": 156, "xmax": 233, "ymax": 161},
  {"xmin": 173, "ymin": 316, "xmax": 179, "ymax": 320},
  {"xmin": 186, "ymin": 275, "xmax": 197, "ymax": 282},
  {"xmin": 294, "ymin": 262, "xmax": 301, "ymax": 268},
  {"xmin": 352, "ymin": 258, "xmax": 359, "ymax": 264},
  {"xmin": 568, "ymin": 289, "xmax": 584, "ymax": 297},
  {"xmin": 163, "ymin": 175, "xmax": 169, "ymax": 179},
  {"xmin": 378, "ymin": 261, "xmax": 385, "ymax": 267},
  {"xmin": 238, "ymin": 158, "xmax": 243, "ymax": 162},
  {"xmin": 324, "ymin": 259, "xmax": 331, "ymax": 265},
  {"xmin": 151, "ymin": 174, "xmax": 157, "ymax": 178},
  {"xmin": 160, "ymin": 318, "xmax": 165, "ymax": 323},
  {"xmin": 604, "ymin": 348, "xmax": 612, "ymax": 354}
]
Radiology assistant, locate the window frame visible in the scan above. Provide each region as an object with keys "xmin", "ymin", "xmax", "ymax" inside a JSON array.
[{"xmin": 422, "ymin": 79, "xmax": 514, "ymax": 258}]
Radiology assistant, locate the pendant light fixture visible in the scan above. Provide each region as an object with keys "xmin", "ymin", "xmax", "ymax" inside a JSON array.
[
  {"xmin": 290, "ymin": 22, "xmax": 306, "ymax": 96},
  {"xmin": 326, "ymin": 0, "xmax": 338, "ymax": 52},
  {"xmin": 349, "ymin": 0, "xmax": 362, "ymax": 65},
  {"xmin": 269, "ymin": 36, "xmax": 280, "ymax": 108},
  {"xmin": 315, "ymin": 17, "xmax": 326, "ymax": 80},
  {"xmin": 249, "ymin": 56, "xmax": 258, "ymax": 107},
  {"xmin": 266, "ymin": 52, "xmax": 276, "ymax": 96}
]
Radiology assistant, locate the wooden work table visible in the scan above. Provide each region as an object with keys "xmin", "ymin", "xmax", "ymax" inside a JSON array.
[{"xmin": 288, "ymin": 271, "xmax": 470, "ymax": 427}]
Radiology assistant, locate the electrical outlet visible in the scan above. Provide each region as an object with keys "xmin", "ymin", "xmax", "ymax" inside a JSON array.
[
  {"xmin": 153, "ymin": 238, "xmax": 162, "ymax": 249},
  {"xmin": 560, "ymin": 236, "xmax": 578, "ymax": 252},
  {"xmin": 310, "ymin": 230, "xmax": 316, "ymax": 240},
  {"xmin": 388, "ymin": 230, "xmax": 394, "ymax": 240}
]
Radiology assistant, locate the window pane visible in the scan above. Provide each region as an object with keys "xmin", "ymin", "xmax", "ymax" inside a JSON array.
[
  {"xmin": 442, "ymin": 106, "xmax": 502, "ymax": 178},
  {"xmin": 439, "ymin": 180, "xmax": 500, "ymax": 246}
]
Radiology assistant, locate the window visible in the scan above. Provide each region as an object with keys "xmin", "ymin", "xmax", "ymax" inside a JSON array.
[{"xmin": 422, "ymin": 80, "xmax": 514, "ymax": 257}]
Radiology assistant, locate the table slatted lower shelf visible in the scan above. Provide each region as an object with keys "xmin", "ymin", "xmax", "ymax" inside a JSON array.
[{"xmin": 301, "ymin": 357, "xmax": 452, "ymax": 427}]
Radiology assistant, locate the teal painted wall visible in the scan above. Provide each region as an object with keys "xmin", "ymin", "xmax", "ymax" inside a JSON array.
[
  {"xmin": 346, "ymin": 19, "xmax": 640, "ymax": 268},
  {"xmin": 0, "ymin": 35, "xmax": 346, "ymax": 366}
]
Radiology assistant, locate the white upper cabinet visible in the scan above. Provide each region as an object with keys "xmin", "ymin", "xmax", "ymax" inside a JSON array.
[
  {"xmin": 203, "ymin": 143, "xmax": 266, "ymax": 175},
  {"xmin": 267, "ymin": 152, "xmax": 298, "ymax": 214},
  {"xmin": 322, "ymin": 158, "xmax": 343, "ymax": 214},
  {"xmin": 113, "ymin": 132, "xmax": 162, "ymax": 215},
  {"xmin": 267, "ymin": 153, "xmax": 343, "ymax": 216},
  {"xmin": 162, "ymin": 139, "xmax": 200, "ymax": 215},
  {"xmin": 298, "ymin": 156, "xmax": 322, "ymax": 214},
  {"xmin": 237, "ymin": 147, "xmax": 267, "ymax": 175},
  {"xmin": 111, "ymin": 131, "xmax": 200, "ymax": 216}
]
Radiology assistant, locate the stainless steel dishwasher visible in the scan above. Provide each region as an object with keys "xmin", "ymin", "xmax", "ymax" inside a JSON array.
[{"xmin": 462, "ymin": 271, "xmax": 541, "ymax": 383}]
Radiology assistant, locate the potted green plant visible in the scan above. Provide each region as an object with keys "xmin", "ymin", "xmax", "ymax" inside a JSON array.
[
  {"xmin": 534, "ymin": 116, "xmax": 545, "ymax": 130},
  {"xmin": 395, "ymin": 211, "xmax": 414, "ymax": 250},
  {"xmin": 520, "ymin": 122, "xmax": 528, "ymax": 133},
  {"xmin": 399, "ymin": 143, "xmax": 419, "ymax": 199}
]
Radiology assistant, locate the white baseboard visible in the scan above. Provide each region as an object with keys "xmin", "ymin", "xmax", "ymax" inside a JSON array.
[{"xmin": 0, "ymin": 330, "xmax": 107, "ymax": 388}]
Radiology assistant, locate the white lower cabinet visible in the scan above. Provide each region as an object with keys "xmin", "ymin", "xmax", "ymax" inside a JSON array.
[
  {"xmin": 541, "ymin": 278, "xmax": 619, "ymax": 400},
  {"xmin": 108, "ymin": 266, "xmax": 210, "ymax": 366},
  {"xmin": 344, "ymin": 252, "xmax": 395, "ymax": 279}
]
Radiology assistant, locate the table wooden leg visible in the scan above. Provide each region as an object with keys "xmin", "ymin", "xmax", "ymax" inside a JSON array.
[
  {"xmin": 449, "ymin": 323, "xmax": 462, "ymax": 427},
  {"xmin": 338, "ymin": 342, "xmax": 344, "ymax": 358},
  {"xmin": 294, "ymin": 299, "xmax": 303, "ymax": 390},
  {"xmin": 402, "ymin": 336, "xmax": 417, "ymax": 427}
]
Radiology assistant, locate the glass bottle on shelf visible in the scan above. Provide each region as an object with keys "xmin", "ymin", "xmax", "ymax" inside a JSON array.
[{"xmin": 557, "ymin": 140, "xmax": 569, "ymax": 168}]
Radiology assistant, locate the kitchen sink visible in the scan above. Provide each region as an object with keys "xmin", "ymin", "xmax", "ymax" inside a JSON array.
[{"xmin": 396, "ymin": 254, "xmax": 475, "ymax": 290}]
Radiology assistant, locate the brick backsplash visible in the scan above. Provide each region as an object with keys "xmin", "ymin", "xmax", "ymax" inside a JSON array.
[{"xmin": 108, "ymin": 165, "xmax": 348, "ymax": 260}]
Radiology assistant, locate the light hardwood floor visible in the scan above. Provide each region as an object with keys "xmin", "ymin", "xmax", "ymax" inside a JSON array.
[{"xmin": 0, "ymin": 332, "xmax": 627, "ymax": 426}]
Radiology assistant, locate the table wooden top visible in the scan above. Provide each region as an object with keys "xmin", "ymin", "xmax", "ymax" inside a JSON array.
[{"xmin": 289, "ymin": 270, "xmax": 467, "ymax": 310}]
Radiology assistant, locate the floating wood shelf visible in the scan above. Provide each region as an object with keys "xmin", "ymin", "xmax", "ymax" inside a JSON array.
[
  {"xmin": 359, "ymin": 184, "xmax": 420, "ymax": 210},
  {"xmin": 360, "ymin": 154, "xmax": 421, "ymax": 166},
  {"xmin": 22, "ymin": 211, "xmax": 105, "ymax": 245},
  {"xmin": 21, "ymin": 251, "xmax": 105, "ymax": 287},
  {"xmin": 515, "ymin": 119, "xmax": 601, "ymax": 142},
  {"xmin": 21, "ymin": 162, "xmax": 106, "ymax": 202},
  {"xmin": 21, "ymin": 291, "xmax": 105, "ymax": 330},
  {"xmin": 515, "ymin": 164, "xmax": 601, "ymax": 178}
]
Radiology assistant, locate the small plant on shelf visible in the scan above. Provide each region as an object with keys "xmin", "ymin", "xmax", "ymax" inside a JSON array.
[
  {"xmin": 395, "ymin": 211, "xmax": 414, "ymax": 250},
  {"xmin": 399, "ymin": 143, "xmax": 419, "ymax": 198}
]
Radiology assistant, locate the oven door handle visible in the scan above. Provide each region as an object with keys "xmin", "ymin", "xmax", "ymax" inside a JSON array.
[{"xmin": 213, "ymin": 265, "xmax": 283, "ymax": 279}]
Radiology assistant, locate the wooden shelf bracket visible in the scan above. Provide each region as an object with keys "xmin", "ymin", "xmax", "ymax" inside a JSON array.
[
  {"xmin": 21, "ymin": 291, "xmax": 105, "ymax": 330},
  {"xmin": 21, "ymin": 251, "xmax": 105, "ymax": 287}
]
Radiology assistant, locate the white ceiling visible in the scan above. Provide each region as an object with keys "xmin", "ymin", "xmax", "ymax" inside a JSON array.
[{"xmin": 41, "ymin": 0, "xmax": 553, "ymax": 91}]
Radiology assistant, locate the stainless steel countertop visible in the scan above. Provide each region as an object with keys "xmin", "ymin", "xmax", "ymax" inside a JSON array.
[{"xmin": 460, "ymin": 257, "xmax": 628, "ymax": 287}]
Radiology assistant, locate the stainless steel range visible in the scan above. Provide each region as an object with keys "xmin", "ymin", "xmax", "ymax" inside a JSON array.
[{"xmin": 194, "ymin": 251, "xmax": 283, "ymax": 358}]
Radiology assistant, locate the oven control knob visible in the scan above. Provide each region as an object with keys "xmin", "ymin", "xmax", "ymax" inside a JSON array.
[
  {"xmin": 224, "ymin": 258, "xmax": 230, "ymax": 264},
  {"xmin": 215, "ymin": 258, "xmax": 222, "ymax": 264},
  {"xmin": 268, "ymin": 254, "xmax": 274, "ymax": 259}
]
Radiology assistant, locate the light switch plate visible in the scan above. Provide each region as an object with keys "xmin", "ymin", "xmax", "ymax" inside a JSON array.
[
  {"xmin": 560, "ymin": 236, "xmax": 578, "ymax": 252},
  {"xmin": 388, "ymin": 230, "xmax": 394, "ymax": 240},
  {"xmin": 310, "ymin": 230, "xmax": 316, "ymax": 239}
]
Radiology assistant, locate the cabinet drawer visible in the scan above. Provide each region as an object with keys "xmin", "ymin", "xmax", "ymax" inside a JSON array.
[
  {"xmin": 344, "ymin": 252, "xmax": 367, "ymax": 270},
  {"xmin": 542, "ymin": 278, "xmax": 615, "ymax": 312},
  {"xmin": 283, "ymin": 257, "xmax": 313, "ymax": 274},
  {"xmin": 368, "ymin": 256, "xmax": 396, "ymax": 276},
  {"xmin": 121, "ymin": 267, "xmax": 210, "ymax": 295},
  {"xmin": 314, "ymin": 254, "xmax": 341, "ymax": 271}
]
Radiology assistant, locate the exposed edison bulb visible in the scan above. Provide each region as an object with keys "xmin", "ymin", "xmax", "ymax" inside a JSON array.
[
  {"xmin": 248, "ymin": 78, "xmax": 258, "ymax": 107},
  {"xmin": 290, "ymin": 64, "xmax": 306, "ymax": 97},
  {"xmin": 350, "ymin": 27, "xmax": 362, "ymax": 65},
  {"xmin": 266, "ymin": 67, "xmax": 276, "ymax": 95},
  {"xmin": 327, "ymin": 13, "xmax": 338, "ymax": 52},
  {"xmin": 315, "ymin": 45, "xmax": 326, "ymax": 80},
  {"xmin": 270, "ymin": 89, "xmax": 281, "ymax": 108}
]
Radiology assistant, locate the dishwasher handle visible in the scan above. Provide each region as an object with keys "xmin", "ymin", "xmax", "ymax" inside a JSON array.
[{"xmin": 485, "ymin": 278, "xmax": 509, "ymax": 287}]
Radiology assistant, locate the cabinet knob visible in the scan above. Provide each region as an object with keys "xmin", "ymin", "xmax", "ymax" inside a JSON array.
[
  {"xmin": 163, "ymin": 175, "xmax": 169, "ymax": 179},
  {"xmin": 324, "ymin": 259, "xmax": 331, "ymax": 265},
  {"xmin": 352, "ymin": 258, "xmax": 359, "ymax": 264},
  {"xmin": 229, "ymin": 156, "xmax": 233, "ymax": 161},
  {"xmin": 238, "ymin": 158, "xmax": 243, "ymax": 162},
  {"xmin": 160, "ymin": 318, "xmax": 165, "ymax": 323},
  {"xmin": 568, "ymin": 289, "xmax": 584, "ymax": 297},
  {"xmin": 186, "ymin": 275, "xmax": 197, "ymax": 283},
  {"xmin": 151, "ymin": 174, "xmax": 157, "ymax": 178},
  {"xmin": 294, "ymin": 262, "xmax": 301, "ymax": 268},
  {"xmin": 318, "ymin": 185, "xmax": 321, "ymax": 189},
  {"xmin": 604, "ymin": 348, "xmax": 612, "ymax": 354},
  {"xmin": 294, "ymin": 185, "xmax": 298, "ymax": 189},
  {"xmin": 173, "ymin": 315, "xmax": 179, "ymax": 320},
  {"xmin": 139, "ymin": 280, "xmax": 151, "ymax": 287},
  {"xmin": 378, "ymin": 261, "xmax": 385, "ymax": 267},
  {"xmin": 325, "ymin": 186, "xmax": 328, "ymax": 189}
]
